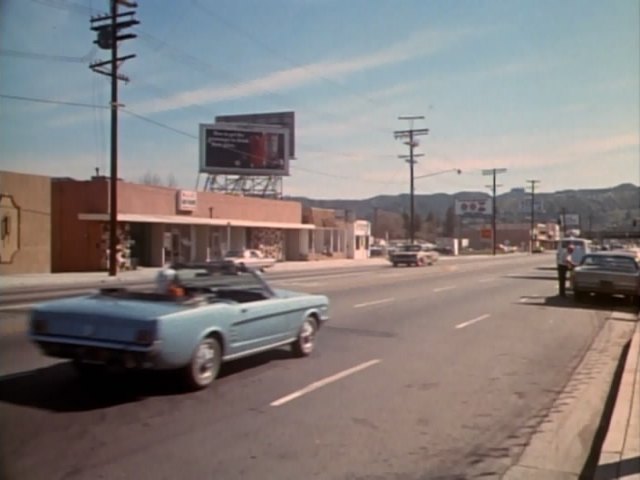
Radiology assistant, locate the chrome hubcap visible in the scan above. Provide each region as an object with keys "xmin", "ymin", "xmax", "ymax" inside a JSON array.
[
  {"xmin": 195, "ymin": 341, "xmax": 215, "ymax": 383},
  {"xmin": 300, "ymin": 320, "xmax": 315, "ymax": 353}
]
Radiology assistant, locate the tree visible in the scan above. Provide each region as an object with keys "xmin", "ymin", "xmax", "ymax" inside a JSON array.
[
  {"xmin": 139, "ymin": 171, "xmax": 179, "ymax": 188},
  {"xmin": 402, "ymin": 211, "xmax": 423, "ymax": 240},
  {"xmin": 166, "ymin": 173, "xmax": 178, "ymax": 188},
  {"xmin": 424, "ymin": 211, "xmax": 440, "ymax": 235},
  {"xmin": 443, "ymin": 206, "xmax": 456, "ymax": 237},
  {"xmin": 139, "ymin": 171, "xmax": 162, "ymax": 186}
]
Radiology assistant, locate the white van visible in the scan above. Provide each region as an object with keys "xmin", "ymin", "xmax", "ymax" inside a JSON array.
[{"xmin": 556, "ymin": 238, "xmax": 592, "ymax": 267}]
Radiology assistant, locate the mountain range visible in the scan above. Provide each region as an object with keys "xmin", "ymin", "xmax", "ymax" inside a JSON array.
[{"xmin": 287, "ymin": 183, "xmax": 640, "ymax": 233}]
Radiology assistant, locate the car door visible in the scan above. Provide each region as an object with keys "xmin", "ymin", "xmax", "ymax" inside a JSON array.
[{"xmin": 226, "ymin": 296, "xmax": 293, "ymax": 356}]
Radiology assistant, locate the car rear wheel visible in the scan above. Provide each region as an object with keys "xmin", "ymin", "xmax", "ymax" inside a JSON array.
[
  {"xmin": 292, "ymin": 316, "xmax": 317, "ymax": 357},
  {"xmin": 184, "ymin": 337, "xmax": 222, "ymax": 390}
]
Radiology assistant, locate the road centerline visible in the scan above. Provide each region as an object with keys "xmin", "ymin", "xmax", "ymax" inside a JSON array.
[
  {"xmin": 455, "ymin": 314, "xmax": 491, "ymax": 330},
  {"xmin": 353, "ymin": 298, "xmax": 395, "ymax": 309},
  {"xmin": 270, "ymin": 359, "xmax": 381, "ymax": 407}
]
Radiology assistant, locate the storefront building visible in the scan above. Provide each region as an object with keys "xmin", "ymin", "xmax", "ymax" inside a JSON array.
[
  {"xmin": 1, "ymin": 171, "xmax": 372, "ymax": 273},
  {"xmin": 302, "ymin": 207, "xmax": 371, "ymax": 261},
  {"xmin": 52, "ymin": 177, "xmax": 315, "ymax": 272},
  {"xmin": 0, "ymin": 170, "xmax": 52, "ymax": 274}
]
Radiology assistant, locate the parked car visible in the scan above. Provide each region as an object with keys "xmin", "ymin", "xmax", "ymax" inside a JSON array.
[
  {"xmin": 29, "ymin": 262, "xmax": 330, "ymax": 390},
  {"xmin": 532, "ymin": 245, "xmax": 545, "ymax": 253},
  {"xmin": 389, "ymin": 244, "xmax": 439, "ymax": 267},
  {"xmin": 572, "ymin": 252, "xmax": 639, "ymax": 304},
  {"xmin": 224, "ymin": 249, "xmax": 277, "ymax": 271}
]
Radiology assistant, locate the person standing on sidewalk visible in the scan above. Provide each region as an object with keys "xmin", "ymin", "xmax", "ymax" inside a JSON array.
[{"xmin": 557, "ymin": 244, "xmax": 577, "ymax": 297}]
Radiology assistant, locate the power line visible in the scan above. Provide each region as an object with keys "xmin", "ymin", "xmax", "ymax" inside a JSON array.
[
  {"xmin": 0, "ymin": 47, "xmax": 97, "ymax": 63},
  {"xmin": 190, "ymin": 0, "xmax": 393, "ymax": 111},
  {"xmin": 0, "ymin": 93, "xmax": 107, "ymax": 109},
  {"xmin": 29, "ymin": 0, "xmax": 400, "ymax": 139},
  {"xmin": 0, "ymin": 92, "xmax": 427, "ymax": 188}
]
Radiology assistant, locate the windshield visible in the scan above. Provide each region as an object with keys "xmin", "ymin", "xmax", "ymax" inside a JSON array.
[
  {"xmin": 399, "ymin": 245, "xmax": 422, "ymax": 252},
  {"xmin": 224, "ymin": 250, "xmax": 244, "ymax": 258},
  {"xmin": 173, "ymin": 263, "xmax": 272, "ymax": 293}
]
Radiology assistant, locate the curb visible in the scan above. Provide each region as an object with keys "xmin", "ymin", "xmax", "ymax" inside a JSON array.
[
  {"xmin": 593, "ymin": 321, "xmax": 640, "ymax": 480},
  {"xmin": 502, "ymin": 319, "xmax": 637, "ymax": 480}
]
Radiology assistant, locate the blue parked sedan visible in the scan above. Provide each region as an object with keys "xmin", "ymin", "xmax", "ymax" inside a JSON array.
[{"xmin": 29, "ymin": 262, "xmax": 330, "ymax": 390}]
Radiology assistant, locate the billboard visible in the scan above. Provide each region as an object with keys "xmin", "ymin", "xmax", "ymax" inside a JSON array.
[
  {"xmin": 215, "ymin": 111, "xmax": 295, "ymax": 159},
  {"xmin": 519, "ymin": 199, "xmax": 545, "ymax": 213},
  {"xmin": 455, "ymin": 199, "xmax": 492, "ymax": 216},
  {"xmin": 560, "ymin": 213, "xmax": 580, "ymax": 227},
  {"xmin": 199, "ymin": 123, "xmax": 290, "ymax": 176}
]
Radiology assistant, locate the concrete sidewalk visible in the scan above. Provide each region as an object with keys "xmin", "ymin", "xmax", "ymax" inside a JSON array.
[
  {"xmin": 594, "ymin": 321, "xmax": 640, "ymax": 480},
  {"xmin": 0, "ymin": 253, "xmax": 515, "ymax": 291},
  {"xmin": 0, "ymin": 258, "xmax": 390, "ymax": 290}
]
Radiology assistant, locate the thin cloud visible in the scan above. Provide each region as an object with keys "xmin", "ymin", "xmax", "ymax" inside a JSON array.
[{"xmin": 129, "ymin": 27, "xmax": 477, "ymax": 115}]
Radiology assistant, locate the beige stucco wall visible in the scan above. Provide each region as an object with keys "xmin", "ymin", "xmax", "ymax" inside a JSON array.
[{"xmin": 0, "ymin": 171, "xmax": 52, "ymax": 274}]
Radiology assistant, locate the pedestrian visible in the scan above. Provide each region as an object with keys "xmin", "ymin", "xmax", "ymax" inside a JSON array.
[{"xmin": 557, "ymin": 244, "xmax": 576, "ymax": 297}]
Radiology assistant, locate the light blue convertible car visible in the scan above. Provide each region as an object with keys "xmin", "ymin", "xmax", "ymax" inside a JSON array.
[{"xmin": 29, "ymin": 262, "xmax": 330, "ymax": 390}]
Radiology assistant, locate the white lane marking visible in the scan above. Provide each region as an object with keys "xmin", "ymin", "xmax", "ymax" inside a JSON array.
[
  {"xmin": 353, "ymin": 298, "xmax": 395, "ymax": 309},
  {"xmin": 433, "ymin": 285, "xmax": 456, "ymax": 293},
  {"xmin": 270, "ymin": 359, "xmax": 381, "ymax": 407},
  {"xmin": 478, "ymin": 277, "xmax": 495, "ymax": 283},
  {"xmin": 277, "ymin": 281, "xmax": 324, "ymax": 287},
  {"xmin": 0, "ymin": 303, "xmax": 35, "ymax": 312},
  {"xmin": 455, "ymin": 314, "xmax": 491, "ymax": 330}
]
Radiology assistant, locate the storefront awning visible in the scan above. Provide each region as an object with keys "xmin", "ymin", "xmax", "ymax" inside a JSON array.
[{"xmin": 78, "ymin": 213, "xmax": 315, "ymax": 230}]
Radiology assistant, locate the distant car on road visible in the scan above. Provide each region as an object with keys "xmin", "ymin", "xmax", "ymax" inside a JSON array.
[
  {"xmin": 572, "ymin": 251, "xmax": 639, "ymax": 304},
  {"xmin": 224, "ymin": 249, "xmax": 277, "ymax": 271},
  {"xmin": 389, "ymin": 244, "xmax": 439, "ymax": 267},
  {"xmin": 29, "ymin": 262, "xmax": 330, "ymax": 390}
]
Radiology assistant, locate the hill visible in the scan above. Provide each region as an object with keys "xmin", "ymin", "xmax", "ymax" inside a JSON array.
[{"xmin": 286, "ymin": 183, "xmax": 640, "ymax": 238}]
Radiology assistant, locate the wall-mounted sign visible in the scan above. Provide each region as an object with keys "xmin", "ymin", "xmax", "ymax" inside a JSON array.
[{"xmin": 176, "ymin": 190, "xmax": 197, "ymax": 212}]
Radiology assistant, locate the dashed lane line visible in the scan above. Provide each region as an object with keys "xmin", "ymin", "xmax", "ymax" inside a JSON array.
[
  {"xmin": 353, "ymin": 298, "xmax": 395, "ymax": 309},
  {"xmin": 455, "ymin": 314, "xmax": 491, "ymax": 330},
  {"xmin": 270, "ymin": 359, "xmax": 382, "ymax": 407}
]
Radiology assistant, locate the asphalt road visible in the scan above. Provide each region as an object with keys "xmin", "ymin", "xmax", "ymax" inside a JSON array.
[{"xmin": 0, "ymin": 254, "xmax": 636, "ymax": 480}]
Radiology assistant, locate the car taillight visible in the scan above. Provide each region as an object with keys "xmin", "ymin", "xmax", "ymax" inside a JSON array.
[
  {"xmin": 135, "ymin": 328, "xmax": 156, "ymax": 345},
  {"xmin": 32, "ymin": 318, "xmax": 48, "ymax": 334}
]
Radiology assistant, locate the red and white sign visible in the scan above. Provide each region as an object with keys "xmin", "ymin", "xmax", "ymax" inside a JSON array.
[
  {"xmin": 176, "ymin": 190, "xmax": 197, "ymax": 212},
  {"xmin": 455, "ymin": 199, "xmax": 492, "ymax": 216}
]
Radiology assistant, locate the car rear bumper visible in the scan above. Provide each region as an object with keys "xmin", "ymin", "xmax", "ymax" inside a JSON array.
[{"xmin": 31, "ymin": 334, "xmax": 161, "ymax": 369}]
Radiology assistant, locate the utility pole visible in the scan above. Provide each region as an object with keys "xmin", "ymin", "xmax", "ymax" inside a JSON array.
[
  {"xmin": 482, "ymin": 168, "xmax": 507, "ymax": 255},
  {"xmin": 560, "ymin": 207, "xmax": 567, "ymax": 238},
  {"xmin": 526, "ymin": 180, "xmax": 541, "ymax": 253},
  {"xmin": 394, "ymin": 116, "xmax": 429, "ymax": 244},
  {"xmin": 90, "ymin": 1, "xmax": 138, "ymax": 276}
]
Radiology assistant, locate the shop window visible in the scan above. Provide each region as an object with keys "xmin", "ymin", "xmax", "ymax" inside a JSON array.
[{"xmin": 356, "ymin": 236, "xmax": 361, "ymax": 250}]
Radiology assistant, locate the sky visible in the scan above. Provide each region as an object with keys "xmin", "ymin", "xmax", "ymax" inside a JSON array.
[{"xmin": 1, "ymin": 0, "xmax": 639, "ymax": 199}]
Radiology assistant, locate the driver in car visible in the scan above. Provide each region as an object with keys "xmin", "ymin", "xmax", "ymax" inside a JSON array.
[{"xmin": 155, "ymin": 268, "xmax": 186, "ymax": 298}]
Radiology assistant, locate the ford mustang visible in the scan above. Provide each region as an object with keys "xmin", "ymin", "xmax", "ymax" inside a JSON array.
[{"xmin": 29, "ymin": 262, "xmax": 329, "ymax": 390}]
